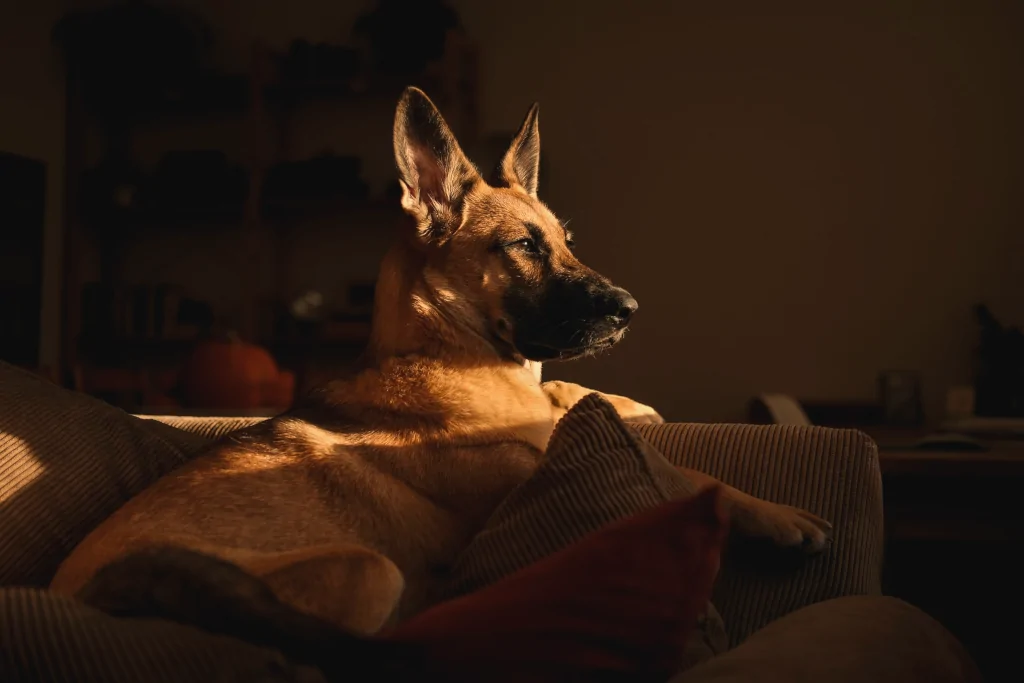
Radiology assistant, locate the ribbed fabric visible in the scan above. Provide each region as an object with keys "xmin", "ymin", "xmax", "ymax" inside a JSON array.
[
  {"xmin": 0, "ymin": 362, "xmax": 212, "ymax": 588},
  {"xmin": 443, "ymin": 394, "xmax": 730, "ymax": 671},
  {"xmin": 139, "ymin": 415, "xmax": 267, "ymax": 441},
  {"xmin": 1, "ymin": 358, "xmax": 884, "ymax": 676},
  {"xmin": 631, "ymin": 422, "xmax": 884, "ymax": 646},
  {"xmin": 0, "ymin": 587, "xmax": 325, "ymax": 683}
]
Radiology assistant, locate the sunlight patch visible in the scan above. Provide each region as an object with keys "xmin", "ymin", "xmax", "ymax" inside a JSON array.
[{"xmin": 0, "ymin": 431, "xmax": 46, "ymax": 504}]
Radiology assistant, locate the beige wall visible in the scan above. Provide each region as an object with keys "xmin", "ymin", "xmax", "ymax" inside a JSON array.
[
  {"xmin": 0, "ymin": 0, "xmax": 67, "ymax": 373},
  {"xmin": 454, "ymin": 0, "xmax": 1024, "ymax": 422}
]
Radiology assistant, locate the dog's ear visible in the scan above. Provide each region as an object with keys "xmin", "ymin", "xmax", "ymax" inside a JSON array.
[
  {"xmin": 495, "ymin": 103, "xmax": 541, "ymax": 197},
  {"xmin": 393, "ymin": 87, "xmax": 479, "ymax": 239}
]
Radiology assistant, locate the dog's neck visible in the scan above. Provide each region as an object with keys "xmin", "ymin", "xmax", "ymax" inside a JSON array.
[
  {"xmin": 316, "ymin": 241, "xmax": 555, "ymax": 451},
  {"xmin": 367, "ymin": 240, "xmax": 540, "ymax": 381}
]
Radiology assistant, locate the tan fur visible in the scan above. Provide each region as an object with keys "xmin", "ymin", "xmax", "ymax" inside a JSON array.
[{"xmin": 51, "ymin": 89, "xmax": 830, "ymax": 633}]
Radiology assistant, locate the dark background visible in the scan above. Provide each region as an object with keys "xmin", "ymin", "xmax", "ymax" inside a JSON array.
[
  {"xmin": 1, "ymin": 2, "xmax": 1023, "ymax": 681},
  {"xmin": 3, "ymin": 0, "xmax": 1023, "ymax": 421}
]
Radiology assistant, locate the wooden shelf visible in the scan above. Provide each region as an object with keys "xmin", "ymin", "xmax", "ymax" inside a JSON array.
[
  {"xmin": 122, "ymin": 73, "xmax": 251, "ymax": 122},
  {"xmin": 83, "ymin": 205, "xmax": 247, "ymax": 231},
  {"xmin": 77, "ymin": 324, "xmax": 373, "ymax": 363},
  {"xmin": 260, "ymin": 196, "xmax": 398, "ymax": 221},
  {"xmin": 60, "ymin": 28, "xmax": 478, "ymax": 384},
  {"xmin": 77, "ymin": 336, "xmax": 200, "ymax": 367},
  {"xmin": 264, "ymin": 78, "xmax": 407, "ymax": 106},
  {"xmin": 879, "ymin": 445, "xmax": 1024, "ymax": 477},
  {"xmin": 82, "ymin": 190, "xmax": 398, "ymax": 230}
]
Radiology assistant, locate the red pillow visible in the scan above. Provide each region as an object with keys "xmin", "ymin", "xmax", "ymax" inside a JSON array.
[{"xmin": 383, "ymin": 486, "xmax": 729, "ymax": 683}]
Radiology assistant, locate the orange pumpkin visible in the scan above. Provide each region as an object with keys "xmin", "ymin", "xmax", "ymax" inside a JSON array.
[{"xmin": 180, "ymin": 335, "xmax": 293, "ymax": 410}]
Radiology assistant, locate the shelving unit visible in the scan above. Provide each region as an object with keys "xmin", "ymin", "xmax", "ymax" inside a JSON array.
[{"xmin": 59, "ymin": 18, "xmax": 479, "ymax": 409}]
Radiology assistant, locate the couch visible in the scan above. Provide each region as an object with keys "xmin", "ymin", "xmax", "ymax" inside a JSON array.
[{"xmin": 0, "ymin": 362, "xmax": 980, "ymax": 681}]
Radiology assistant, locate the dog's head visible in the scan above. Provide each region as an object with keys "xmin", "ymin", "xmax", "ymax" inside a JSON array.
[{"xmin": 392, "ymin": 87, "xmax": 637, "ymax": 362}]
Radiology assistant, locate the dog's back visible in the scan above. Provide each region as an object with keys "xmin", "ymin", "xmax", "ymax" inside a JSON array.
[{"xmin": 51, "ymin": 356, "xmax": 549, "ymax": 630}]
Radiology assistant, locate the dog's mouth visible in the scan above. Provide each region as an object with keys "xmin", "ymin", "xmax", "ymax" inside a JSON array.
[
  {"xmin": 501, "ymin": 280, "xmax": 638, "ymax": 363},
  {"xmin": 516, "ymin": 327, "xmax": 626, "ymax": 362}
]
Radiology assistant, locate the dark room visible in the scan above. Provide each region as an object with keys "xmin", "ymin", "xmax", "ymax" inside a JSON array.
[{"xmin": 1, "ymin": 1, "xmax": 1022, "ymax": 681}]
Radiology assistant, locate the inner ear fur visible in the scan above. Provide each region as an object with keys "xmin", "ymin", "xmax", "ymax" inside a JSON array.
[{"xmin": 393, "ymin": 87, "xmax": 480, "ymax": 240}]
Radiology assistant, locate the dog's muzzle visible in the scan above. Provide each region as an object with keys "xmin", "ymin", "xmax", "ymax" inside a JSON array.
[{"xmin": 506, "ymin": 282, "xmax": 640, "ymax": 361}]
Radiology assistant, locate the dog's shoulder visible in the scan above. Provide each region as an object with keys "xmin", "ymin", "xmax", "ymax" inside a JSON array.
[{"xmin": 284, "ymin": 355, "xmax": 556, "ymax": 452}]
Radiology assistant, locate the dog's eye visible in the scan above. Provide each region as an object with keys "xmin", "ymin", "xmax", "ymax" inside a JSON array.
[
  {"xmin": 506, "ymin": 238, "xmax": 539, "ymax": 253},
  {"xmin": 565, "ymin": 237, "xmax": 576, "ymax": 251}
]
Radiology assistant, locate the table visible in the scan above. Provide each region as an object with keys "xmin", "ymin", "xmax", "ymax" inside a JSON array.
[{"xmin": 867, "ymin": 430, "xmax": 1024, "ymax": 682}]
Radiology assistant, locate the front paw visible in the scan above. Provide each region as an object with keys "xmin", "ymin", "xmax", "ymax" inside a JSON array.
[
  {"xmin": 541, "ymin": 381, "xmax": 665, "ymax": 424},
  {"xmin": 619, "ymin": 407, "xmax": 665, "ymax": 424},
  {"xmin": 601, "ymin": 395, "xmax": 665, "ymax": 424},
  {"xmin": 730, "ymin": 501, "xmax": 833, "ymax": 554}
]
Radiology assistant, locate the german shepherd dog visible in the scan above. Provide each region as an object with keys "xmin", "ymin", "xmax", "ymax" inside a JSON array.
[{"xmin": 51, "ymin": 88, "xmax": 831, "ymax": 643}]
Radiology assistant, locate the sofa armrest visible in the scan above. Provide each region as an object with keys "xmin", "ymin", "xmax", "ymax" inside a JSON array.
[{"xmin": 631, "ymin": 423, "xmax": 883, "ymax": 645}]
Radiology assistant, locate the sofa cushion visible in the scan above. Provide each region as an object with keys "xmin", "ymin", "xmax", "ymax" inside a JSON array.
[
  {"xmin": 0, "ymin": 362, "xmax": 213, "ymax": 587},
  {"xmin": 391, "ymin": 487, "xmax": 728, "ymax": 682},
  {"xmin": 0, "ymin": 587, "xmax": 326, "ymax": 683},
  {"xmin": 443, "ymin": 393, "xmax": 730, "ymax": 670},
  {"xmin": 0, "ymin": 489, "xmax": 728, "ymax": 683}
]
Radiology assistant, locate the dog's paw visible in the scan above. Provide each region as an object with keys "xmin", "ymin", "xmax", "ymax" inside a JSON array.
[
  {"xmin": 731, "ymin": 501, "xmax": 833, "ymax": 554},
  {"xmin": 540, "ymin": 381, "xmax": 665, "ymax": 424},
  {"xmin": 540, "ymin": 380, "xmax": 589, "ymax": 410},
  {"xmin": 600, "ymin": 394, "xmax": 665, "ymax": 424},
  {"xmin": 619, "ymin": 407, "xmax": 666, "ymax": 424}
]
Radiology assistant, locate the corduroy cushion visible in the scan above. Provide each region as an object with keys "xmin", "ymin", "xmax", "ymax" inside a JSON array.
[
  {"xmin": 0, "ymin": 587, "xmax": 327, "ymax": 683},
  {"xmin": 0, "ymin": 593, "xmax": 976, "ymax": 683},
  {"xmin": 443, "ymin": 393, "xmax": 730, "ymax": 671},
  {"xmin": 389, "ymin": 487, "xmax": 729, "ymax": 683},
  {"xmin": 631, "ymin": 422, "xmax": 883, "ymax": 645},
  {"xmin": 0, "ymin": 361, "xmax": 212, "ymax": 588},
  {"xmin": 0, "ymin": 489, "xmax": 728, "ymax": 683},
  {"xmin": 0, "ymin": 359, "xmax": 887, "ymax": 679}
]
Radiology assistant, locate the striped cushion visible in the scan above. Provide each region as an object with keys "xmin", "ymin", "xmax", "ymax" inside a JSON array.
[
  {"xmin": 443, "ymin": 393, "xmax": 729, "ymax": 670},
  {"xmin": 138, "ymin": 415, "xmax": 267, "ymax": 440},
  {"xmin": 0, "ymin": 361, "xmax": 213, "ymax": 588},
  {"xmin": 0, "ymin": 357, "xmax": 883, "ymax": 676}
]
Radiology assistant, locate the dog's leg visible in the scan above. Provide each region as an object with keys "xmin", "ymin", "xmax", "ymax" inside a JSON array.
[
  {"xmin": 242, "ymin": 544, "xmax": 406, "ymax": 636},
  {"xmin": 84, "ymin": 542, "xmax": 405, "ymax": 636},
  {"xmin": 541, "ymin": 379, "xmax": 665, "ymax": 424},
  {"xmin": 77, "ymin": 546, "xmax": 418, "ymax": 680},
  {"xmin": 540, "ymin": 380, "xmax": 830, "ymax": 551},
  {"xmin": 676, "ymin": 467, "xmax": 832, "ymax": 554}
]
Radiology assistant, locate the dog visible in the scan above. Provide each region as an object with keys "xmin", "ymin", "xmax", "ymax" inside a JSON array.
[{"xmin": 51, "ymin": 87, "xmax": 831, "ymax": 639}]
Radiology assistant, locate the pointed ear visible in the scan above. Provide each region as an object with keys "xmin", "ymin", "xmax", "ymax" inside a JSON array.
[
  {"xmin": 495, "ymin": 103, "xmax": 541, "ymax": 197},
  {"xmin": 393, "ymin": 87, "xmax": 479, "ymax": 239}
]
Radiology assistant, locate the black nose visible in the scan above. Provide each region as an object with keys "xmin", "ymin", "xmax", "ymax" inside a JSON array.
[{"xmin": 598, "ymin": 287, "xmax": 639, "ymax": 324}]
